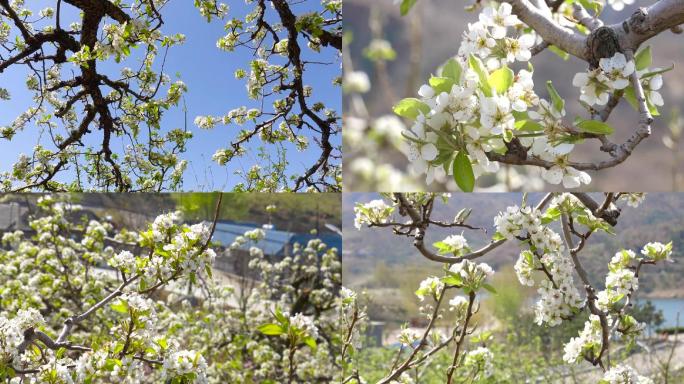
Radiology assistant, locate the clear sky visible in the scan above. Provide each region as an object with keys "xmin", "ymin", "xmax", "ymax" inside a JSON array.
[{"xmin": 0, "ymin": 0, "xmax": 341, "ymax": 191}]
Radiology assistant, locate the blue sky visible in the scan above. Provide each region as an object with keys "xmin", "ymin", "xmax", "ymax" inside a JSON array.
[{"xmin": 0, "ymin": 0, "xmax": 341, "ymax": 190}]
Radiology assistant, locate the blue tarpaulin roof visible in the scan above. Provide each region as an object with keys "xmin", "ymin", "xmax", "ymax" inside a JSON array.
[
  {"xmin": 211, "ymin": 221, "xmax": 342, "ymax": 257},
  {"xmin": 212, "ymin": 221, "xmax": 294, "ymax": 255}
]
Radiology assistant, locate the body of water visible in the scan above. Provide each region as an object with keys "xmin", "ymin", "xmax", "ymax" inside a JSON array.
[{"xmin": 641, "ymin": 298, "xmax": 684, "ymax": 329}]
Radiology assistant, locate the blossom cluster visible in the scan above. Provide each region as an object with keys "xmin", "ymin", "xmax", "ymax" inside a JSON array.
[
  {"xmin": 495, "ymin": 201, "xmax": 583, "ymax": 326},
  {"xmin": 597, "ymin": 242, "xmax": 672, "ymax": 313},
  {"xmin": 433, "ymin": 234, "xmax": 470, "ymax": 256},
  {"xmin": 572, "ymin": 50, "xmax": 666, "ymax": 117},
  {"xmin": 573, "ymin": 53, "xmax": 635, "ymax": 106},
  {"xmin": 463, "ymin": 346, "xmax": 494, "ymax": 379},
  {"xmin": 415, "ymin": 276, "xmax": 445, "ymax": 302},
  {"xmin": 289, "ymin": 312, "xmax": 320, "ymax": 341},
  {"xmin": 338, "ymin": 286, "xmax": 365, "ymax": 351},
  {"xmin": 137, "ymin": 212, "xmax": 216, "ymax": 288},
  {"xmin": 353, "ymin": 199, "xmax": 395, "ymax": 229},
  {"xmin": 0, "ymin": 309, "xmax": 45, "ymax": 367},
  {"xmin": 448, "ymin": 295, "xmax": 470, "ymax": 321},
  {"xmin": 448, "ymin": 259, "xmax": 494, "ymax": 291},
  {"xmin": 0, "ymin": 197, "xmax": 343, "ymax": 383},
  {"xmin": 600, "ymin": 364, "xmax": 653, "ymax": 384},
  {"xmin": 395, "ymin": 3, "xmax": 595, "ymax": 189},
  {"xmin": 161, "ymin": 350, "xmax": 209, "ymax": 384},
  {"xmin": 563, "ymin": 314, "xmax": 605, "ymax": 363}
]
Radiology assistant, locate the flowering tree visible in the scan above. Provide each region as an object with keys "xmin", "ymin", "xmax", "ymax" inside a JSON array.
[
  {"xmin": 345, "ymin": 0, "xmax": 683, "ymax": 191},
  {"xmin": 348, "ymin": 192, "xmax": 673, "ymax": 383},
  {"xmin": 0, "ymin": 0, "xmax": 341, "ymax": 192},
  {"xmin": 0, "ymin": 195, "xmax": 343, "ymax": 383},
  {"xmin": 193, "ymin": 0, "xmax": 342, "ymax": 192}
]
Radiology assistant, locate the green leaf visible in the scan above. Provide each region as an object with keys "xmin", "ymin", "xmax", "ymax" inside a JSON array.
[
  {"xmin": 274, "ymin": 307, "xmax": 287, "ymax": 324},
  {"xmin": 488, "ymin": 66, "xmax": 514, "ymax": 94},
  {"xmin": 491, "ymin": 232, "xmax": 505, "ymax": 242},
  {"xmin": 258, "ymin": 323, "xmax": 285, "ymax": 336},
  {"xmin": 515, "ymin": 119, "xmax": 544, "ymax": 132},
  {"xmin": 648, "ymin": 100, "xmax": 660, "ymax": 116},
  {"xmin": 482, "ymin": 283, "xmax": 497, "ymax": 294},
  {"xmin": 523, "ymin": 250, "xmax": 534, "ymax": 266},
  {"xmin": 623, "ymin": 86, "xmax": 638, "ymax": 112},
  {"xmin": 113, "ymin": 342, "xmax": 125, "ymax": 355},
  {"xmin": 429, "ymin": 76, "xmax": 455, "ymax": 94},
  {"xmin": 578, "ymin": 0, "xmax": 603, "ymax": 15},
  {"xmin": 640, "ymin": 64, "xmax": 674, "ymax": 79},
  {"xmin": 576, "ymin": 119, "xmax": 614, "ymax": 135},
  {"xmin": 111, "ymin": 301, "xmax": 128, "ymax": 314},
  {"xmin": 541, "ymin": 206, "xmax": 561, "ymax": 224},
  {"xmin": 546, "ymin": 80, "xmax": 564, "ymax": 112},
  {"xmin": 415, "ymin": 286, "xmax": 431, "ymax": 297},
  {"xmin": 635, "ymin": 46, "xmax": 652, "ymax": 71},
  {"xmin": 393, "ymin": 98, "xmax": 431, "ymax": 120},
  {"xmin": 453, "ymin": 151, "xmax": 475, "ymax": 192},
  {"xmin": 623, "ymin": 86, "xmax": 660, "ymax": 116},
  {"xmin": 303, "ymin": 336, "xmax": 317, "ymax": 350},
  {"xmin": 549, "ymin": 45, "xmax": 569, "ymax": 60},
  {"xmin": 400, "ymin": 0, "xmax": 418, "ymax": 16},
  {"xmin": 442, "ymin": 275, "xmax": 463, "ymax": 286},
  {"xmin": 470, "ymin": 331, "xmax": 493, "ymax": 344},
  {"xmin": 432, "ymin": 241, "xmax": 452, "ymax": 254},
  {"xmin": 441, "ymin": 58, "xmax": 462, "ymax": 83},
  {"xmin": 468, "ymin": 54, "xmax": 492, "ymax": 97}
]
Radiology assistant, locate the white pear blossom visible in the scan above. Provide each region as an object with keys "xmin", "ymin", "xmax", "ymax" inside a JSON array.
[
  {"xmin": 289, "ymin": 313, "xmax": 319, "ymax": 340},
  {"xmin": 480, "ymin": 94, "xmax": 515, "ymax": 135},
  {"xmin": 641, "ymin": 241, "xmax": 672, "ymax": 261},
  {"xmin": 506, "ymin": 33, "xmax": 535, "ymax": 62},
  {"xmin": 573, "ymin": 69, "xmax": 612, "ymax": 106},
  {"xmin": 601, "ymin": 364, "xmax": 653, "ymax": 384},
  {"xmin": 344, "ymin": 71, "xmax": 371, "ymax": 94},
  {"xmin": 478, "ymin": 3, "xmax": 519, "ymax": 39},
  {"xmin": 161, "ymin": 350, "xmax": 208, "ymax": 383},
  {"xmin": 563, "ymin": 315, "xmax": 604, "ymax": 363},
  {"xmin": 639, "ymin": 70, "xmax": 664, "ymax": 106},
  {"xmin": 449, "ymin": 260, "xmax": 494, "ymax": 289},
  {"xmin": 415, "ymin": 276, "xmax": 444, "ymax": 301},
  {"xmin": 448, "ymin": 295, "xmax": 469, "ymax": 311},
  {"xmin": 463, "ymin": 347, "xmax": 494, "ymax": 379},
  {"xmin": 442, "ymin": 234, "xmax": 469, "ymax": 251},
  {"xmin": 460, "ymin": 22, "xmax": 496, "ymax": 57},
  {"xmin": 573, "ymin": 52, "xmax": 635, "ymax": 106},
  {"xmin": 606, "ymin": 268, "xmax": 638, "ymax": 295},
  {"xmin": 354, "ymin": 199, "xmax": 395, "ymax": 229},
  {"xmin": 599, "ymin": 53, "xmax": 635, "ymax": 90},
  {"xmin": 539, "ymin": 155, "xmax": 591, "ymax": 188}
]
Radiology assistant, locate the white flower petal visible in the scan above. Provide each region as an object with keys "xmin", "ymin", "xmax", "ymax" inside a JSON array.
[
  {"xmin": 420, "ymin": 143, "xmax": 439, "ymax": 161},
  {"xmin": 542, "ymin": 166, "xmax": 563, "ymax": 185}
]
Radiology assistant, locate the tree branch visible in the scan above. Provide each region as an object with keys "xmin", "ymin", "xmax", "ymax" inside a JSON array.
[
  {"xmin": 503, "ymin": 0, "xmax": 586, "ymax": 59},
  {"xmin": 613, "ymin": 0, "xmax": 684, "ymax": 51}
]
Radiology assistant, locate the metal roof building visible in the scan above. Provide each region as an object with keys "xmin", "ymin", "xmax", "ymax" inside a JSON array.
[{"xmin": 211, "ymin": 221, "xmax": 342, "ymax": 257}]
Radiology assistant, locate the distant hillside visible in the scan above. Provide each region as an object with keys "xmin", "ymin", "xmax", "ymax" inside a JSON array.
[{"xmin": 343, "ymin": 193, "xmax": 684, "ymax": 298}]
